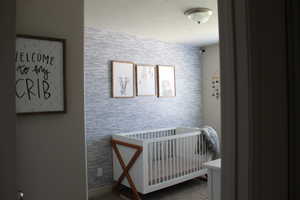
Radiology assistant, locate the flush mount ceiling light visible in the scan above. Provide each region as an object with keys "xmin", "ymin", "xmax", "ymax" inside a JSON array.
[{"xmin": 184, "ymin": 8, "xmax": 213, "ymax": 24}]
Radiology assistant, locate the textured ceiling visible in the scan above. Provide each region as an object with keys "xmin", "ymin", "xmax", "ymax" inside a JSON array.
[{"xmin": 85, "ymin": 0, "xmax": 219, "ymax": 46}]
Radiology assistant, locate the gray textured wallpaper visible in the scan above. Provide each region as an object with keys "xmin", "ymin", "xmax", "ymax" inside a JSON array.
[{"xmin": 84, "ymin": 27, "xmax": 203, "ymax": 190}]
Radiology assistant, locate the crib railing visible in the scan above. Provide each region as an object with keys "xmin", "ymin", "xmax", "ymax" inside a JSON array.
[
  {"xmin": 127, "ymin": 128, "xmax": 176, "ymax": 140},
  {"xmin": 147, "ymin": 133, "xmax": 208, "ymax": 186}
]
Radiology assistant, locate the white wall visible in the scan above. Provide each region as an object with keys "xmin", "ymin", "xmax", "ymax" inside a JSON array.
[
  {"xmin": 16, "ymin": 0, "xmax": 87, "ymax": 200},
  {"xmin": 201, "ymin": 44, "xmax": 221, "ymax": 138}
]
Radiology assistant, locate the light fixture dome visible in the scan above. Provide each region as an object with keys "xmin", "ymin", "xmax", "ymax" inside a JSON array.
[{"xmin": 184, "ymin": 8, "xmax": 213, "ymax": 24}]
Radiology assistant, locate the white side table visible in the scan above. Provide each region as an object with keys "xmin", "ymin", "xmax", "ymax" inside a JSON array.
[{"xmin": 204, "ymin": 159, "xmax": 221, "ymax": 200}]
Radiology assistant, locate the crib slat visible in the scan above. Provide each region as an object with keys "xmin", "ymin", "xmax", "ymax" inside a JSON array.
[
  {"xmin": 185, "ymin": 137, "xmax": 187, "ymax": 175},
  {"xmin": 165, "ymin": 140, "xmax": 170, "ymax": 180},
  {"xmin": 168, "ymin": 140, "xmax": 171, "ymax": 180},
  {"xmin": 159, "ymin": 141, "xmax": 162, "ymax": 183},
  {"xmin": 194, "ymin": 135, "xmax": 196, "ymax": 171},
  {"xmin": 162, "ymin": 141, "xmax": 164, "ymax": 182},
  {"xmin": 180, "ymin": 137, "xmax": 182, "ymax": 176},
  {"xmin": 197, "ymin": 135, "xmax": 200, "ymax": 171},
  {"xmin": 191, "ymin": 136, "xmax": 194, "ymax": 173},
  {"xmin": 158, "ymin": 141, "xmax": 161, "ymax": 182},
  {"xmin": 190, "ymin": 136, "xmax": 192, "ymax": 173},
  {"xmin": 171, "ymin": 139, "xmax": 173, "ymax": 180},
  {"xmin": 166, "ymin": 134, "xmax": 169, "ymax": 180},
  {"xmin": 177, "ymin": 138, "xmax": 180, "ymax": 176},
  {"xmin": 191, "ymin": 136, "xmax": 194, "ymax": 172},
  {"xmin": 202, "ymin": 134, "xmax": 204, "ymax": 168},
  {"xmin": 162, "ymin": 141, "xmax": 165, "ymax": 182},
  {"xmin": 149, "ymin": 143, "xmax": 152, "ymax": 185},
  {"xmin": 200, "ymin": 135, "xmax": 203, "ymax": 169},
  {"xmin": 187, "ymin": 137, "xmax": 189, "ymax": 174},
  {"xmin": 190, "ymin": 136, "xmax": 192, "ymax": 172},
  {"xmin": 176, "ymin": 138, "xmax": 178, "ymax": 178},
  {"xmin": 158, "ymin": 141, "xmax": 161, "ymax": 183},
  {"xmin": 178, "ymin": 138, "xmax": 183, "ymax": 176},
  {"xmin": 184, "ymin": 137, "xmax": 187, "ymax": 175},
  {"xmin": 166, "ymin": 140, "xmax": 169, "ymax": 181},
  {"xmin": 153, "ymin": 142, "xmax": 157, "ymax": 184},
  {"xmin": 173, "ymin": 139, "xmax": 176, "ymax": 179},
  {"xmin": 174, "ymin": 139, "xmax": 176, "ymax": 178},
  {"xmin": 194, "ymin": 135, "xmax": 197, "ymax": 172},
  {"xmin": 183, "ymin": 137, "xmax": 186, "ymax": 176},
  {"xmin": 179, "ymin": 137, "xmax": 182, "ymax": 177},
  {"xmin": 188, "ymin": 136, "xmax": 191, "ymax": 174},
  {"xmin": 185, "ymin": 137, "xmax": 188, "ymax": 175},
  {"xmin": 199, "ymin": 135, "xmax": 202, "ymax": 169},
  {"xmin": 169, "ymin": 140, "xmax": 172, "ymax": 180},
  {"xmin": 183, "ymin": 137, "xmax": 185, "ymax": 176},
  {"xmin": 199, "ymin": 135, "xmax": 201, "ymax": 169}
]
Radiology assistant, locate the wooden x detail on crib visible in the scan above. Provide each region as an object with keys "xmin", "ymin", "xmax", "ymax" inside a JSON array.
[{"xmin": 111, "ymin": 139, "xmax": 143, "ymax": 200}]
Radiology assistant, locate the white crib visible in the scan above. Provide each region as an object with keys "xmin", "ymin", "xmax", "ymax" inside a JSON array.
[{"xmin": 112, "ymin": 127, "xmax": 211, "ymax": 197}]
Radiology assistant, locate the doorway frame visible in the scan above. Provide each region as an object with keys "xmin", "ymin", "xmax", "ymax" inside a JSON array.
[
  {"xmin": 0, "ymin": 0, "xmax": 16, "ymax": 200},
  {"xmin": 218, "ymin": 0, "xmax": 252, "ymax": 199},
  {"xmin": 218, "ymin": 0, "xmax": 289, "ymax": 200},
  {"xmin": 287, "ymin": 0, "xmax": 300, "ymax": 199}
]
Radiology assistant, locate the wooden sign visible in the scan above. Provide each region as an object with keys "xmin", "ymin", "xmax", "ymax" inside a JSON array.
[{"xmin": 15, "ymin": 35, "xmax": 66, "ymax": 114}]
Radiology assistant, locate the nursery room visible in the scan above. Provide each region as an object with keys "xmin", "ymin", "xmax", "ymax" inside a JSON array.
[
  {"xmin": 4, "ymin": 0, "xmax": 292, "ymax": 200},
  {"xmin": 84, "ymin": 0, "xmax": 221, "ymax": 199}
]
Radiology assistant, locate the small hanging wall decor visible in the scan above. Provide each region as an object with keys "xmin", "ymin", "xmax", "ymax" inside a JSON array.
[
  {"xmin": 211, "ymin": 71, "xmax": 220, "ymax": 100},
  {"xmin": 15, "ymin": 35, "xmax": 66, "ymax": 114}
]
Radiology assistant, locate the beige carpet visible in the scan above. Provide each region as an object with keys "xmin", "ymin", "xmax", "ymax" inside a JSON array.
[{"xmin": 95, "ymin": 179, "xmax": 208, "ymax": 200}]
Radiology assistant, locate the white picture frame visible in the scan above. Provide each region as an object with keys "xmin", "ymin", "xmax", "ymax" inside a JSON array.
[
  {"xmin": 112, "ymin": 61, "xmax": 135, "ymax": 98},
  {"xmin": 157, "ymin": 65, "xmax": 176, "ymax": 97},
  {"xmin": 136, "ymin": 64, "xmax": 156, "ymax": 96},
  {"xmin": 15, "ymin": 35, "xmax": 66, "ymax": 114}
]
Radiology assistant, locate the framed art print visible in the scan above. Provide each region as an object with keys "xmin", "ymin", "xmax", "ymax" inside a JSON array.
[
  {"xmin": 15, "ymin": 35, "xmax": 66, "ymax": 114},
  {"xmin": 112, "ymin": 61, "xmax": 135, "ymax": 98},
  {"xmin": 157, "ymin": 65, "xmax": 176, "ymax": 97},
  {"xmin": 136, "ymin": 64, "xmax": 156, "ymax": 96}
]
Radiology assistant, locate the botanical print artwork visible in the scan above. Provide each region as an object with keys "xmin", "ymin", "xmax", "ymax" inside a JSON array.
[
  {"xmin": 158, "ymin": 65, "xmax": 176, "ymax": 97},
  {"xmin": 136, "ymin": 65, "xmax": 156, "ymax": 96},
  {"xmin": 112, "ymin": 61, "xmax": 134, "ymax": 98},
  {"xmin": 161, "ymin": 80, "xmax": 173, "ymax": 96},
  {"xmin": 119, "ymin": 76, "xmax": 130, "ymax": 96}
]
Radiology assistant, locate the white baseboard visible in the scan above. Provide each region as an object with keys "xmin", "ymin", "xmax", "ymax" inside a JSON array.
[{"xmin": 88, "ymin": 185, "xmax": 113, "ymax": 200}]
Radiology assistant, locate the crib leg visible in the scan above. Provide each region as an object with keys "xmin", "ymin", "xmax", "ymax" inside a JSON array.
[{"xmin": 112, "ymin": 139, "xmax": 143, "ymax": 200}]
